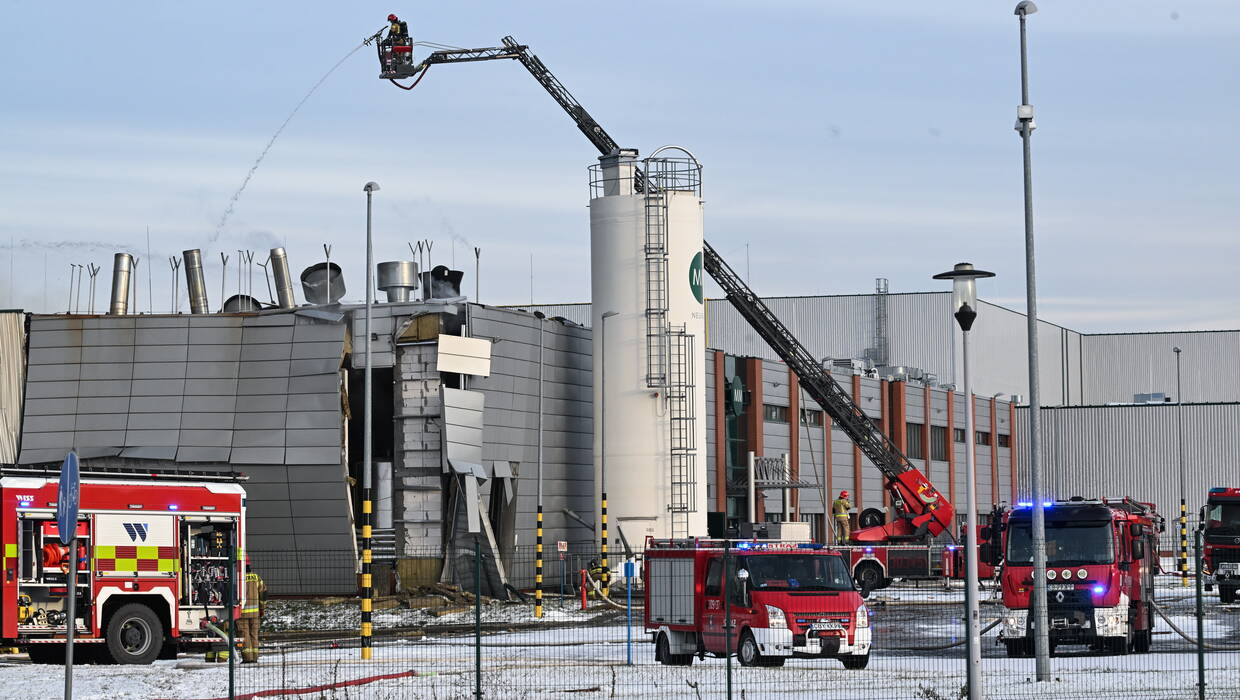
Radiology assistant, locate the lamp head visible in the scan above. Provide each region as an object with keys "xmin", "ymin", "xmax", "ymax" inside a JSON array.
[
  {"xmin": 1015, "ymin": 1, "xmax": 1038, "ymax": 16},
  {"xmin": 933, "ymin": 262, "xmax": 995, "ymax": 332},
  {"xmin": 363, "ymin": 181, "xmax": 381, "ymax": 193}
]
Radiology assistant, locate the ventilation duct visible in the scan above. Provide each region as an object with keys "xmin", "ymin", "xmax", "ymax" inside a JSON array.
[
  {"xmin": 222, "ymin": 294, "xmax": 261, "ymax": 313},
  {"xmin": 423, "ymin": 265, "xmax": 464, "ymax": 300},
  {"xmin": 377, "ymin": 261, "xmax": 418, "ymax": 302},
  {"xmin": 108, "ymin": 253, "xmax": 134, "ymax": 315},
  {"xmin": 183, "ymin": 249, "xmax": 209, "ymax": 314},
  {"xmin": 300, "ymin": 262, "xmax": 345, "ymax": 305},
  {"xmin": 270, "ymin": 247, "xmax": 297, "ymax": 308}
]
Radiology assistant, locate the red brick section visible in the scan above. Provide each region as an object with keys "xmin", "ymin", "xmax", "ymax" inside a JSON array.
[
  {"xmin": 745, "ymin": 358, "xmax": 765, "ymax": 521},
  {"xmin": 1009, "ymin": 400, "xmax": 1018, "ymax": 504},
  {"xmin": 990, "ymin": 397, "xmax": 999, "ymax": 505},
  {"xmin": 823, "ymin": 411, "xmax": 833, "ymax": 543},
  {"xmin": 880, "ymin": 379, "xmax": 892, "ymax": 511},
  {"xmin": 922, "ymin": 386, "xmax": 932, "ymax": 472},
  {"xmin": 851, "ymin": 374, "xmax": 863, "ymax": 512},
  {"xmin": 946, "ymin": 390, "xmax": 957, "ymax": 532},
  {"xmin": 713, "ymin": 350, "xmax": 726, "ymax": 513},
  {"xmin": 787, "ymin": 368, "xmax": 801, "ymax": 517}
]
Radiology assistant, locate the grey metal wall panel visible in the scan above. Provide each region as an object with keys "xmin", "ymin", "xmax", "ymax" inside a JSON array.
[
  {"xmin": 176, "ymin": 446, "xmax": 232, "ymax": 462},
  {"xmin": 1081, "ymin": 332, "xmax": 1240, "ymax": 405},
  {"xmin": 230, "ymin": 447, "xmax": 285, "ymax": 464},
  {"xmin": 285, "ymin": 446, "xmax": 340, "ymax": 464}
]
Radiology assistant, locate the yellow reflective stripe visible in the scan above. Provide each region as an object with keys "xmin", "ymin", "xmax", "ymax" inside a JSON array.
[
  {"xmin": 115, "ymin": 558, "xmax": 138, "ymax": 570},
  {"xmin": 4, "ymin": 544, "xmax": 15, "ymax": 558},
  {"xmin": 157, "ymin": 559, "xmax": 177, "ymax": 573},
  {"xmin": 95, "ymin": 545, "xmax": 116, "ymax": 559},
  {"xmin": 136, "ymin": 545, "xmax": 159, "ymax": 559}
]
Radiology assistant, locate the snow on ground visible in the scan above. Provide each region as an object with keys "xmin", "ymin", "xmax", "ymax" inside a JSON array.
[
  {"xmin": 6, "ymin": 579, "xmax": 1239, "ymax": 699},
  {"xmin": 262, "ymin": 596, "xmax": 611, "ymax": 632}
]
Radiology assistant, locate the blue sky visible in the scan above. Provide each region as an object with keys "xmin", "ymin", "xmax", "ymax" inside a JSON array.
[{"xmin": 1, "ymin": 2, "xmax": 1236, "ymax": 332}]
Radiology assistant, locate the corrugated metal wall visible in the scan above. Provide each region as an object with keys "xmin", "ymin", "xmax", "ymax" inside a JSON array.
[
  {"xmin": 1014, "ymin": 402, "xmax": 1240, "ymax": 518},
  {"xmin": 1080, "ymin": 332, "xmax": 1240, "ymax": 404}
]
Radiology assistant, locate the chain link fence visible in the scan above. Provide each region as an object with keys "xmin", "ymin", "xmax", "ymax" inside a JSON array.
[{"xmin": 139, "ymin": 535, "xmax": 1240, "ymax": 699}]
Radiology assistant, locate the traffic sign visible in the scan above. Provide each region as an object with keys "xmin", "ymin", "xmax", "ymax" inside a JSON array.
[{"xmin": 57, "ymin": 451, "xmax": 80, "ymax": 545}]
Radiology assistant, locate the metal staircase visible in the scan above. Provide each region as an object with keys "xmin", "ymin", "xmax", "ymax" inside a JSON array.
[{"xmin": 667, "ymin": 324, "xmax": 697, "ymax": 538}]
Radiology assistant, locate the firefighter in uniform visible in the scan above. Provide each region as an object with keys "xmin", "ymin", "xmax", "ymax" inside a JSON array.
[
  {"xmin": 238, "ymin": 558, "xmax": 266, "ymax": 664},
  {"xmin": 832, "ymin": 490, "xmax": 853, "ymax": 543},
  {"xmin": 587, "ymin": 559, "xmax": 608, "ymax": 599}
]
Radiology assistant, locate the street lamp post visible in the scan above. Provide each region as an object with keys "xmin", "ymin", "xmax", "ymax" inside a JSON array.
[
  {"xmin": 361, "ymin": 181, "xmax": 380, "ymax": 660},
  {"xmin": 1174, "ymin": 346, "xmax": 1187, "ymax": 586},
  {"xmin": 1013, "ymin": 0, "xmax": 1051, "ymax": 680},
  {"xmin": 599, "ymin": 311, "xmax": 618, "ymax": 594},
  {"xmin": 934, "ymin": 262, "xmax": 995, "ymax": 700}
]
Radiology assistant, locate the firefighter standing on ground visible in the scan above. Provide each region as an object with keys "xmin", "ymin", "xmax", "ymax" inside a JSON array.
[
  {"xmin": 238, "ymin": 559, "xmax": 266, "ymax": 664},
  {"xmin": 832, "ymin": 490, "xmax": 853, "ymax": 543}
]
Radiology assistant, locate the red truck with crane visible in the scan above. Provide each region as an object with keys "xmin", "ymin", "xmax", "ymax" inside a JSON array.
[
  {"xmin": 1202, "ymin": 487, "xmax": 1240, "ymax": 604},
  {"xmin": 371, "ymin": 17, "xmax": 961, "ymax": 589},
  {"xmin": 2, "ymin": 466, "xmax": 247, "ymax": 664},
  {"xmin": 644, "ymin": 539, "xmax": 871, "ymax": 668},
  {"xmin": 987, "ymin": 497, "xmax": 1162, "ymax": 656}
]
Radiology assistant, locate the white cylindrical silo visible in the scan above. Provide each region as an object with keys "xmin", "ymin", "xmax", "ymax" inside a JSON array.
[{"xmin": 591, "ymin": 148, "xmax": 708, "ymax": 545}]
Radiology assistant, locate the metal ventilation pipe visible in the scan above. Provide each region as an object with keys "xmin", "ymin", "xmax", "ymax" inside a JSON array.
[
  {"xmin": 109, "ymin": 253, "xmax": 134, "ymax": 315},
  {"xmin": 270, "ymin": 247, "xmax": 297, "ymax": 308},
  {"xmin": 376, "ymin": 261, "xmax": 418, "ymax": 302},
  {"xmin": 183, "ymin": 249, "xmax": 210, "ymax": 314}
]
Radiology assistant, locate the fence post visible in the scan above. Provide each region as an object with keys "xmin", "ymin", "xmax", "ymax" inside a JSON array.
[
  {"xmin": 1194, "ymin": 527, "xmax": 1206, "ymax": 700},
  {"xmin": 724, "ymin": 542, "xmax": 733, "ymax": 700},
  {"xmin": 475, "ymin": 538, "xmax": 482, "ymax": 700},
  {"xmin": 228, "ymin": 528, "xmax": 236, "ymax": 700},
  {"xmin": 625, "ymin": 560, "xmax": 634, "ymax": 666},
  {"xmin": 580, "ymin": 569, "xmax": 588, "ymax": 610}
]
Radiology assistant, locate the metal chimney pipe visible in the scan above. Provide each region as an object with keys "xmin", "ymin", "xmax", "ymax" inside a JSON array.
[
  {"xmin": 183, "ymin": 249, "xmax": 209, "ymax": 314},
  {"xmin": 270, "ymin": 247, "xmax": 296, "ymax": 308},
  {"xmin": 109, "ymin": 253, "xmax": 134, "ymax": 315}
]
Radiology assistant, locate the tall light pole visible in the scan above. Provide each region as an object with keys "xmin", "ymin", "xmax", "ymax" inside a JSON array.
[
  {"xmin": 360, "ymin": 180, "xmax": 380, "ymax": 660},
  {"xmin": 1175, "ymin": 346, "xmax": 1187, "ymax": 586},
  {"xmin": 600, "ymin": 311, "xmax": 618, "ymax": 594},
  {"xmin": 1013, "ymin": 0, "xmax": 1050, "ymax": 679},
  {"xmin": 535, "ymin": 311, "xmax": 546, "ymax": 617},
  {"xmin": 935, "ymin": 262, "xmax": 995, "ymax": 700}
]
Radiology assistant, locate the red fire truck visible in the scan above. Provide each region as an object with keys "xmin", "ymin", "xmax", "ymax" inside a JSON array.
[
  {"xmin": 1, "ymin": 467, "xmax": 247, "ymax": 664},
  {"xmin": 987, "ymin": 497, "xmax": 1162, "ymax": 657},
  {"xmin": 644, "ymin": 539, "xmax": 871, "ymax": 669},
  {"xmin": 1203, "ymin": 487, "xmax": 1240, "ymax": 604}
]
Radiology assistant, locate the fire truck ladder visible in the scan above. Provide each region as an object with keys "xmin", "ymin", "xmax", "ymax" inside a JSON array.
[
  {"xmin": 667, "ymin": 324, "xmax": 697, "ymax": 538},
  {"xmin": 702, "ymin": 241, "xmax": 949, "ymax": 539}
]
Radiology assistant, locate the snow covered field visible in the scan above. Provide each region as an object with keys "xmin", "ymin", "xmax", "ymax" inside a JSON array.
[{"xmin": 3, "ymin": 578, "xmax": 1236, "ymax": 699}]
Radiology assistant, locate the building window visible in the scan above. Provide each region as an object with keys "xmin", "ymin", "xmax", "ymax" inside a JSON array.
[
  {"xmin": 906, "ymin": 422, "xmax": 925, "ymax": 460},
  {"xmin": 953, "ymin": 427, "xmax": 967, "ymax": 444},
  {"xmin": 997, "ymin": 433, "xmax": 1011, "ymax": 448},
  {"xmin": 800, "ymin": 408, "xmax": 823, "ymax": 427},
  {"xmin": 763, "ymin": 404, "xmax": 790, "ymax": 423},
  {"xmin": 976, "ymin": 431, "xmax": 992, "ymax": 446},
  {"xmin": 931, "ymin": 425, "xmax": 949, "ymax": 461}
]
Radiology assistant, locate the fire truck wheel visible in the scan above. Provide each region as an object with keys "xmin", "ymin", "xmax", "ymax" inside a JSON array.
[
  {"xmin": 841, "ymin": 653, "xmax": 870, "ymax": 670},
  {"xmin": 1221, "ymin": 586, "xmax": 1238, "ymax": 604},
  {"xmin": 105, "ymin": 604, "xmax": 164, "ymax": 665},
  {"xmin": 655, "ymin": 634, "xmax": 693, "ymax": 666},
  {"xmin": 26, "ymin": 644, "xmax": 65, "ymax": 664},
  {"xmin": 1133, "ymin": 604, "xmax": 1153, "ymax": 653},
  {"xmin": 738, "ymin": 632, "xmax": 762, "ymax": 666},
  {"xmin": 854, "ymin": 562, "xmax": 884, "ymax": 594}
]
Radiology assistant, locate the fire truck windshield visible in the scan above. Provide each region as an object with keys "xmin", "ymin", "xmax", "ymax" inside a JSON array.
[
  {"xmin": 1206, "ymin": 502, "xmax": 1240, "ymax": 534},
  {"xmin": 1006, "ymin": 522, "xmax": 1114, "ymax": 566},
  {"xmin": 737, "ymin": 554, "xmax": 854, "ymax": 591}
]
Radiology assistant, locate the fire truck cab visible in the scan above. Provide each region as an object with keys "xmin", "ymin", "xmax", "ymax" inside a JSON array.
[
  {"xmin": 644, "ymin": 539, "xmax": 871, "ymax": 669},
  {"xmin": 1203, "ymin": 487, "xmax": 1240, "ymax": 604},
  {"xmin": 990, "ymin": 497, "xmax": 1162, "ymax": 657},
  {"xmin": 1, "ymin": 468, "xmax": 246, "ymax": 664}
]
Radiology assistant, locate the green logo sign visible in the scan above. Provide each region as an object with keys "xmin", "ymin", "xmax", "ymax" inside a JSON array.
[{"xmin": 689, "ymin": 251, "xmax": 704, "ymax": 304}]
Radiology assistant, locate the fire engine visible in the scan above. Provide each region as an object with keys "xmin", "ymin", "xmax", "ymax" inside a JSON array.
[
  {"xmin": 1, "ymin": 466, "xmax": 247, "ymax": 664},
  {"xmin": 644, "ymin": 539, "xmax": 871, "ymax": 669},
  {"xmin": 1202, "ymin": 487, "xmax": 1240, "ymax": 604},
  {"xmin": 986, "ymin": 497, "xmax": 1162, "ymax": 657}
]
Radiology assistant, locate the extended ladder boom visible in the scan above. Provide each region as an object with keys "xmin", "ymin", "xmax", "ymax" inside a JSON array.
[{"xmin": 375, "ymin": 24, "xmax": 953, "ymax": 542}]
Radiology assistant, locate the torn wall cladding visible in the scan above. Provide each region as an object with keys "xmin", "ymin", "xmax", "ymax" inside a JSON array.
[
  {"xmin": 0, "ymin": 311, "xmax": 24, "ymax": 464},
  {"xmin": 15, "ymin": 310, "xmax": 351, "ymax": 593}
]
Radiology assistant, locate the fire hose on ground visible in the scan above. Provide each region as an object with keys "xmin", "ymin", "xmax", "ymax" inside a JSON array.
[{"xmin": 1151, "ymin": 602, "xmax": 1240, "ymax": 650}]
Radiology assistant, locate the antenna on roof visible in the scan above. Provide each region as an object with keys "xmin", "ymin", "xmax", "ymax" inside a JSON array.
[
  {"xmin": 86, "ymin": 264, "xmax": 101, "ymax": 314},
  {"xmin": 219, "ymin": 252, "xmax": 229, "ymax": 313},
  {"xmin": 168, "ymin": 256, "xmax": 183, "ymax": 313}
]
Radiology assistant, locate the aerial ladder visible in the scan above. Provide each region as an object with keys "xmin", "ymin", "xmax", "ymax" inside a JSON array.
[{"xmin": 368, "ymin": 18, "xmax": 955, "ymax": 544}]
